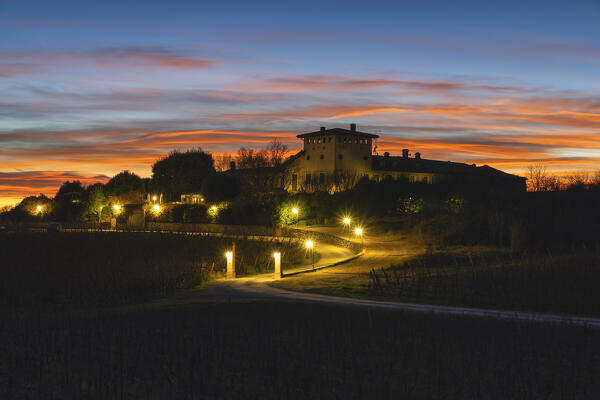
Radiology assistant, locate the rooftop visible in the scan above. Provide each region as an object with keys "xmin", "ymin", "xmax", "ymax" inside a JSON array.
[
  {"xmin": 297, "ymin": 124, "xmax": 379, "ymax": 139},
  {"xmin": 372, "ymin": 154, "xmax": 525, "ymax": 180}
]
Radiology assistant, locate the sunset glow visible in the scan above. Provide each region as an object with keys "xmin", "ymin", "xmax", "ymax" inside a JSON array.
[{"xmin": 2, "ymin": 1, "xmax": 600, "ymax": 207}]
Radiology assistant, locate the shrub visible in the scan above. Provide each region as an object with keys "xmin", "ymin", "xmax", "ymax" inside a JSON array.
[{"xmin": 183, "ymin": 205, "xmax": 209, "ymax": 223}]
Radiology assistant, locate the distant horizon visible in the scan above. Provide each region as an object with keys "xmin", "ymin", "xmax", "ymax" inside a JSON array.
[{"xmin": 2, "ymin": 0, "xmax": 599, "ymax": 206}]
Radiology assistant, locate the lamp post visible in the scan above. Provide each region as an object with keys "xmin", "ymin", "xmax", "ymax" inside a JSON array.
[
  {"xmin": 354, "ymin": 227, "xmax": 364, "ymax": 250},
  {"xmin": 273, "ymin": 251, "xmax": 282, "ymax": 279},
  {"xmin": 305, "ymin": 240, "xmax": 315, "ymax": 270},
  {"xmin": 226, "ymin": 243, "xmax": 236, "ymax": 279}
]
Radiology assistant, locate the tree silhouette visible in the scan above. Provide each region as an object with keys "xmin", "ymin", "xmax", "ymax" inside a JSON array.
[{"xmin": 151, "ymin": 149, "xmax": 215, "ymax": 201}]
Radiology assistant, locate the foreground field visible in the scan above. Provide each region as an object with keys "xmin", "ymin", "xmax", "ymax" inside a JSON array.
[
  {"xmin": 0, "ymin": 232, "xmax": 306, "ymax": 308},
  {"xmin": 367, "ymin": 249, "xmax": 600, "ymax": 317},
  {"xmin": 0, "ymin": 302, "xmax": 598, "ymax": 399}
]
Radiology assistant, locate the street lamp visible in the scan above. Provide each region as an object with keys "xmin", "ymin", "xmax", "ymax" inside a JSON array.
[
  {"xmin": 354, "ymin": 227, "xmax": 364, "ymax": 249},
  {"xmin": 36, "ymin": 205, "xmax": 43, "ymax": 213},
  {"xmin": 153, "ymin": 204, "xmax": 161, "ymax": 214},
  {"xmin": 292, "ymin": 207, "xmax": 299, "ymax": 216},
  {"xmin": 305, "ymin": 240, "xmax": 315, "ymax": 270},
  {"xmin": 113, "ymin": 204, "xmax": 121, "ymax": 214}
]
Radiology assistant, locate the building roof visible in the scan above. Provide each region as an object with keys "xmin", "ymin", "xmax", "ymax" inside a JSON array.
[
  {"xmin": 372, "ymin": 155, "xmax": 526, "ymax": 181},
  {"xmin": 297, "ymin": 127, "xmax": 379, "ymax": 139}
]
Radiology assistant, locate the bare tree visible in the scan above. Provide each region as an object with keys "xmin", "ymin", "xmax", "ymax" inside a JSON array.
[
  {"xmin": 266, "ymin": 139, "xmax": 288, "ymax": 167},
  {"xmin": 527, "ymin": 164, "xmax": 562, "ymax": 191},
  {"xmin": 214, "ymin": 154, "xmax": 235, "ymax": 171}
]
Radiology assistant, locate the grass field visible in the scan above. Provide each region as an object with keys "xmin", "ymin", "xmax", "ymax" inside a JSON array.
[
  {"xmin": 0, "ymin": 302, "xmax": 598, "ymax": 399},
  {"xmin": 0, "ymin": 232, "xmax": 307, "ymax": 309},
  {"xmin": 367, "ymin": 249, "xmax": 600, "ymax": 317}
]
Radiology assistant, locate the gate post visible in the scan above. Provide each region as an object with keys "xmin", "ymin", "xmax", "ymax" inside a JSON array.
[{"xmin": 226, "ymin": 242, "xmax": 236, "ymax": 279}]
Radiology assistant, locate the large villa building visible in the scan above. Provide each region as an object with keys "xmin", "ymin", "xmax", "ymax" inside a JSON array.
[{"xmin": 281, "ymin": 124, "xmax": 525, "ymax": 192}]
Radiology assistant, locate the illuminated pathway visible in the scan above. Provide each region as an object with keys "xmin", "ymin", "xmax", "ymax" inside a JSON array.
[{"xmin": 186, "ymin": 228, "xmax": 600, "ymax": 329}]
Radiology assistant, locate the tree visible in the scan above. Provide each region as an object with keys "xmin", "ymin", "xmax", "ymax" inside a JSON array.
[
  {"xmin": 234, "ymin": 140, "xmax": 289, "ymax": 195},
  {"xmin": 56, "ymin": 181, "xmax": 85, "ymax": 198},
  {"xmin": 105, "ymin": 171, "xmax": 146, "ymax": 204},
  {"xmin": 85, "ymin": 183, "xmax": 107, "ymax": 220},
  {"xmin": 527, "ymin": 164, "xmax": 561, "ymax": 191},
  {"xmin": 151, "ymin": 149, "xmax": 215, "ymax": 201}
]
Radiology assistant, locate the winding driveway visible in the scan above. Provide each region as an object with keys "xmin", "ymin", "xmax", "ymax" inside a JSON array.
[{"xmin": 181, "ymin": 227, "xmax": 600, "ymax": 329}]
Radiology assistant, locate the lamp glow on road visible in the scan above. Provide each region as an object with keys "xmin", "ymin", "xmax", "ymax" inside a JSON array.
[
  {"xmin": 292, "ymin": 207, "xmax": 299, "ymax": 215},
  {"xmin": 343, "ymin": 217, "xmax": 351, "ymax": 225},
  {"xmin": 354, "ymin": 227, "xmax": 363, "ymax": 236},
  {"xmin": 305, "ymin": 240, "xmax": 314, "ymax": 249}
]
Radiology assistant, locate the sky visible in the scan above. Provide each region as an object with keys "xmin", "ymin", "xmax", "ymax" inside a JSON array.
[{"xmin": 1, "ymin": 0, "xmax": 600, "ymax": 206}]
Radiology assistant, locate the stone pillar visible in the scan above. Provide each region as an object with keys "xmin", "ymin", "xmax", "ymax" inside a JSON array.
[
  {"xmin": 226, "ymin": 243, "xmax": 236, "ymax": 279},
  {"xmin": 273, "ymin": 251, "xmax": 282, "ymax": 279}
]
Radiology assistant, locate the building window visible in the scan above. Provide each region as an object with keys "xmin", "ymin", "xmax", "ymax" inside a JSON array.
[
  {"xmin": 328, "ymin": 137, "xmax": 332, "ymax": 143},
  {"xmin": 320, "ymin": 173, "xmax": 325, "ymax": 185},
  {"xmin": 305, "ymin": 173, "xmax": 311, "ymax": 184},
  {"xmin": 355, "ymin": 139, "xmax": 358, "ymax": 144},
  {"xmin": 306, "ymin": 155, "xmax": 310, "ymax": 160},
  {"xmin": 317, "ymin": 138, "xmax": 321, "ymax": 144},
  {"xmin": 320, "ymin": 154, "xmax": 324, "ymax": 159},
  {"xmin": 338, "ymin": 154, "xmax": 343, "ymax": 159},
  {"xmin": 292, "ymin": 174, "xmax": 297, "ymax": 191},
  {"xmin": 280, "ymin": 176, "xmax": 285, "ymax": 188},
  {"xmin": 409, "ymin": 175, "xmax": 415, "ymax": 183}
]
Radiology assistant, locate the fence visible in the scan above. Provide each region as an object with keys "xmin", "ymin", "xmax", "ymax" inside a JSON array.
[{"xmin": 8, "ymin": 221, "xmax": 362, "ymax": 254}]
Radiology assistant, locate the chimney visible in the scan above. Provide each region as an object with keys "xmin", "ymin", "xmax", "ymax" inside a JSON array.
[
  {"xmin": 350, "ymin": 123, "xmax": 356, "ymax": 132},
  {"xmin": 384, "ymin": 152, "xmax": 390, "ymax": 157},
  {"xmin": 415, "ymin": 152, "xmax": 421, "ymax": 159},
  {"xmin": 402, "ymin": 149, "xmax": 409, "ymax": 158},
  {"xmin": 320, "ymin": 126, "xmax": 326, "ymax": 132},
  {"xmin": 229, "ymin": 161, "xmax": 236, "ymax": 170}
]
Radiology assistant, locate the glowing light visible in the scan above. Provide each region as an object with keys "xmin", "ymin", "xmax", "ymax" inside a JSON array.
[
  {"xmin": 225, "ymin": 251, "xmax": 233, "ymax": 262},
  {"xmin": 36, "ymin": 205, "xmax": 43, "ymax": 213},
  {"xmin": 305, "ymin": 240, "xmax": 314, "ymax": 249},
  {"xmin": 152, "ymin": 195, "xmax": 157, "ymax": 201},
  {"xmin": 354, "ymin": 227, "xmax": 363, "ymax": 236},
  {"xmin": 273, "ymin": 252, "xmax": 281, "ymax": 260},
  {"xmin": 153, "ymin": 204, "xmax": 161, "ymax": 213},
  {"xmin": 292, "ymin": 207, "xmax": 299, "ymax": 215},
  {"xmin": 113, "ymin": 204, "xmax": 121, "ymax": 213},
  {"xmin": 343, "ymin": 217, "xmax": 351, "ymax": 225}
]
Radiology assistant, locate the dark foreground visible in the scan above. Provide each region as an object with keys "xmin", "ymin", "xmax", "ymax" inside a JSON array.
[{"xmin": 1, "ymin": 302, "xmax": 598, "ymax": 399}]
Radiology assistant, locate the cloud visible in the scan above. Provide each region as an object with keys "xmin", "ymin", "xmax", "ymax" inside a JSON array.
[
  {"xmin": 247, "ymin": 75, "xmax": 538, "ymax": 94},
  {"xmin": 0, "ymin": 171, "xmax": 110, "ymax": 207}
]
